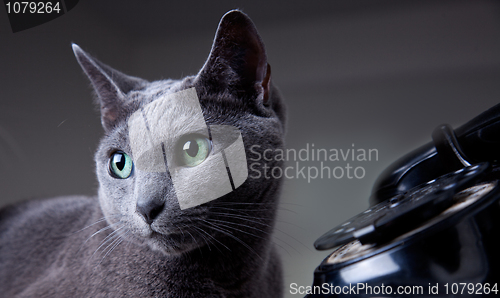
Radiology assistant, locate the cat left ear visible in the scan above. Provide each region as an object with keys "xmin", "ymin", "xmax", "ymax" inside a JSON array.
[
  {"xmin": 197, "ymin": 10, "xmax": 271, "ymax": 106},
  {"xmin": 72, "ymin": 44, "xmax": 146, "ymax": 132}
]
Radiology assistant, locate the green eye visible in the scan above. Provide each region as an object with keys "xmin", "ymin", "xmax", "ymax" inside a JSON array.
[
  {"xmin": 178, "ymin": 136, "xmax": 211, "ymax": 167},
  {"xmin": 109, "ymin": 151, "xmax": 133, "ymax": 179}
]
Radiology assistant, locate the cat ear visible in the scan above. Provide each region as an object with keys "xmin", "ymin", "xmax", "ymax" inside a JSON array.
[
  {"xmin": 197, "ymin": 10, "xmax": 271, "ymax": 105},
  {"xmin": 72, "ymin": 44, "xmax": 146, "ymax": 132}
]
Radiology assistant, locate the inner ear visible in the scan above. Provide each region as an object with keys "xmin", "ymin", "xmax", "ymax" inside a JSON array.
[
  {"xmin": 197, "ymin": 10, "xmax": 269, "ymax": 101},
  {"xmin": 262, "ymin": 63, "xmax": 271, "ymax": 106}
]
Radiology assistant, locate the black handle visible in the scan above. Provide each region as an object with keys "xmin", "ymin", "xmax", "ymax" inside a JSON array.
[{"xmin": 371, "ymin": 102, "xmax": 500, "ymax": 205}]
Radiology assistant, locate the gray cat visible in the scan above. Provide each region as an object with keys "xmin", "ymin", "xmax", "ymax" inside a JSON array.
[{"xmin": 0, "ymin": 10, "xmax": 286, "ymax": 297}]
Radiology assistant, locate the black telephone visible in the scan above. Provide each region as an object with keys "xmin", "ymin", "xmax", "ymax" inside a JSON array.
[{"xmin": 306, "ymin": 103, "xmax": 500, "ymax": 297}]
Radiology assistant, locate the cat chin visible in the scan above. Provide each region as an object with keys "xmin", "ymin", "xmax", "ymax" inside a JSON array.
[
  {"xmin": 144, "ymin": 233, "xmax": 201, "ymax": 256},
  {"xmin": 148, "ymin": 241, "xmax": 196, "ymax": 256},
  {"xmin": 126, "ymin": 228, "xmax": 202, "ymax": 255}
]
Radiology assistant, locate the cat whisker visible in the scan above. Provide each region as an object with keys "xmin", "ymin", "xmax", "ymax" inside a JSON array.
[
  {"xmin": 212, "ymin": 210, "xmax": 311, "ymax": 254},
  {"xmin": 211, "ymin": 202, "xmax": 302, "ymax": 215},
  {"xmin": 275, "ymin": 207, "xmax": 299, "ymax": 215},
  {"xmin": 183, "ymin": 218, "xmax": 210, "ymax": 255},
  {"xmin": 73, "ymin": 217, "xmax": 109, "ymax": 234},
  {"xmin": 172, "ymin": 221, "xmax": 205, "ymax": 255},
  {"xmin": 208, "ymin": 206, "xmax": 278, "ymax": 214},
  {"xmin": 215, "ymin": 218, "xmax": 294, "ymax": 257},
  {"xmin": 209, "ymin": 218, "xmax": 267, "ymax": 235},
  {"xmin": 205, "ymin": 219, "xmax": 266, "ymax": 241},
  {"xmin": 99, "ymin": 235, "xmax": 123, "ymax": 260},
  {"xmin": 211, "ymin": 209, "xmax": 303, "ymax": 231},
  {"xmin": 87, "ymin": 221, "xmax": 122, "ymax": 240},
  {"xmin": 206, "ymin": 218, "xmax": 302, "ymax": 257},
  {"xmin": 77, "ymin": 221, "xmax": 123, "ymax": 254},
  {"xmin": 212, "ymin": 201, "xmax": 305, "ymax": 207},
  {"xmin": 192, "ymin": 225, "xmax": 229, "ymax": 253},
  {"xmin": 211, "ymin": 202, "xmax": 272, "ymax": 205},
  {"xmin": 70, "ymin": 214, "xmax": 122, "ymax": 235},
  {"xmin": 190, "ymin": 226, "xmax": 212, "ymax": 252},
  {"xmin": 210, "ymin": 211, "xmax": 268, "ymax": 220},
  {"xmin": 184, "ymin": 226, "xmax": 207, "ymax": 252},
  {"xmin": 209, "ymin": 212, "xmax": 270, "ymax": 227},
  {"xmin": 199, "ymin": 219, "xmax": 263, "ymax": 261},
  {"xmin": 222, "ymin": 213, "xmax": 311, "ymax": 253},
  {"xmin": 210, "ymin": 203, "xmax": 303, "ymax": 214},
  {"xmin": 272, "ymin": 227, "xmax": 313, "ymax": 254},
  {"xmin": 153, "ymin": 222, "xmax": 209, "ymax": 255},
  {"xmin": 89, "ymin": 225, "xmax": 126, "ymax": 263},
  {"xmin": 97, "ymin": 230, "xmax": 128, "ymax": 266}
]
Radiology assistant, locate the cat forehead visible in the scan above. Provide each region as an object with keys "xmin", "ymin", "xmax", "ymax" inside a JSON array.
[
  {"xmin": 128, "ymin": 87, "xmax": 207, "ymax": 147},
  {"xmin": 137, "ymin": 87, "xmax": 204, "ymax": 123},
  {"xmin": 124, "ymin": 79, "xmax": 196, "ymax": 113},
  {"xmin": 132, "ymin": 79, "xmax": 184, "ymax": 103}
]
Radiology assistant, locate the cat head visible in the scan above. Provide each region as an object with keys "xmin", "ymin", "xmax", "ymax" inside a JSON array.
[{"xmin": 73, "ymin": 10, "xmax": 286, "ymax": 255}]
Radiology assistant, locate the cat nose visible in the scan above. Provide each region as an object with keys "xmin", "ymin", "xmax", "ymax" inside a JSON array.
[{"xmin": 136, "ymin": 198, "xmax": 165, "ymax": 225}]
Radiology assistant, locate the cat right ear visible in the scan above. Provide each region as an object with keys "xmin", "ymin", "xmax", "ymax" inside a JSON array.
[
  {"xmin": 72, "ymin": 44, "xmax": 146, "ymax": 132},
  {"xmin": 196, "ymin": 10, "xmax": 271, "ymax": 106}
]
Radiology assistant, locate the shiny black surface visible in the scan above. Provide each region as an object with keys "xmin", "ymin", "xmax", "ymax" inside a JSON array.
[
  {"xmin": 371, "ymin": 103, "xmax": 500, "ymax": 205},
  {"xmin": 307, "ymin": 168, "xmax": 500, "ymax": 297},
  {"xmin": 315, "ymin": 163, "xmax": 487, "ymax": 250},
  {"xmin": 308, "ymin": 104, "xmax": 500, "ymax": 297}
]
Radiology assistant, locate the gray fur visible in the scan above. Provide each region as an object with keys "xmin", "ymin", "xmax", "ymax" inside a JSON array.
[{"xmin": 0, "ymin": 10, "xmax": 286, "ymax": 297}]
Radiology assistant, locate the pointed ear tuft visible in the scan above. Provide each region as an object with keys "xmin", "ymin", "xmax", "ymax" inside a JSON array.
[
  {"xmin": 197, "ymin": 10, "xmax": 269, "ymax": 103},
  {"xmin": 72, "ymin": 43, "xmax": 146, "ymax": 132}
]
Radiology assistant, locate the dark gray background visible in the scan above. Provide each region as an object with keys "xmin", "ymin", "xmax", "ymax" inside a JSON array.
[{"xmin": 1, "ymin": 1, "xmax": 500, "ymax": 296}]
